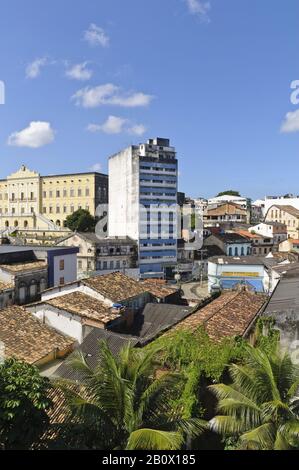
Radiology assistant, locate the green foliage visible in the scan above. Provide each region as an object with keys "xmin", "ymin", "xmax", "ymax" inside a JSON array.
[
  {"xmin": 216, "ymin": 190, "xmax": 241, "ymax": 197},
  {"xmin": 55, "ymin": 341, "xmax": 206, "ymax": 450},
  {"xmin": 255, "ymin": 317, "xmax": 280, "ymax": 355},
  {"xmin": 65, "ymin": 209, "xmax": 97, "ymax": 232},
  {"xmin": 0, "ymin": 358, "xmax": 52, "ymax": 449},
  {"xmin": 209, "ymin": 344, "xmax": 299, "ymax": 450},
  {"xmin": 145, "ymin": 328, "xmax": 247, "ymax": 430},
  {"xmin": 151, "ymin": 328, "xmax": 246, "ymax": 382}
]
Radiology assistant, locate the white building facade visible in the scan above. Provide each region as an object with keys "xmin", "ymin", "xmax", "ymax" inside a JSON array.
[{"xmin": 109, "ymin": 138, "xmax": 178, "ymax": 279}]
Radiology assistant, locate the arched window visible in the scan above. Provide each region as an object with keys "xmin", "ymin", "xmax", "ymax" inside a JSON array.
[
  {"xmin": 18, "ymin": 283, "xmax": 27, "ymax": 304},
  {"xmin": 40, "ymin": 278, "xmax": 47, "ymax": 293},
  {"xmin": 247, "ymin": 247, "xmax": 251, "ymax": 255},
  {"xmin": 241, "ymin": 247, "xmax": 245, "ymax": 256},
  {"xmin": 24, "ymin": 220, "xmax": 28, "ymax": 228},
  {"xmin": 56, "ymin": 220, "xmax": 61, "ymax": 227},
  {"xmin": 234, "ymin": 247, "xmax": 238, "ymax": 256},
  {"xmin": 14, "ymin": 220, "xmax": 18, "ymax": 227},
  {"xmin": 5, "ymin": 221, "xmax": 9, "ymax": 228},
  {"xmin": 228, "ymin": 247, "xmax": 233, "ymax": 256},
  {"xmin": 29, "ymin": 280, "xmax": 38, "ymax": 299}
]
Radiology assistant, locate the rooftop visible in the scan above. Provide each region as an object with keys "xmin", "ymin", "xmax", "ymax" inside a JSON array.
[
  {"xmin": 37, "ymin": 291, "xmax": 123, "ymax": 324},
  {"xmin": 128, "ymin": 303, "xmax": 193, "ymax": 341},
  {"xmin": 82, "ymin": 271, "xmax": 148, "ymax": 303},
  {"xmin": 209, "ymin": 256, "xmax": 266, "ymax": 266},
  {"xmin": 59, "ymin": 232, "xmax": 136, "ymax": 246},
  {"xmin": 55, "ymin": 303, "xmax": 193, "ymax": 381},
  {"xmin": 213, "ymin": 232, "xmax": 251, "ymax": 244},
  {"xmin": 139, "ymin": 279, "xmax": 178, "ymax": 299},
  {"xmin": 0, "ymin": 260, "xmax": 47, "ymax": 273},
  {"xmin": 263, "ymin": 271, "xmax": 299, "ymax": 347},
  {"xmin": 172, "ymin": 290, "xmax": 267, "ymax": 341},
  {"xmin": 234, "ymin": 230, "xmax": 265, "ymax": 240},
  {"xmin": 206, "ymin": 203, "xmax": 247, "ymax": 216},
  {"xmin": 0, "ymin": 245, "xmax": 78, "ymax": 255},
  {"xmin": 209, "ymin": 195, "xmax": 247, "ymax": 202},
  {"xmin": 0, "ymin": 306, "xmax": 74, "ymax": 364},
  {"xmin": 0, "ymin": 281, "xmax": 14, "ymax": 292},
  {"xmin": 54, "ymin": 328, "xmax": 140, "ymax": 380}
]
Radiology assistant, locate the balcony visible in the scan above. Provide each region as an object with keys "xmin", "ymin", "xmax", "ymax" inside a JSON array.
[{"xmin": 9, "ymin": 198, "xmax": 37, "ymax": 203}]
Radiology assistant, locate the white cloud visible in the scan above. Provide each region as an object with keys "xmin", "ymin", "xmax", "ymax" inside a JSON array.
[
  {"xmin": 65, "ymin": 62, "xmax": 93, "ymax": 81},
  {"xmin": 8, "ymin": 121, "xmax": 55, "ymax": 148},
  {"xmin": 185, "ymin": 0, "xmax": 211, "ymax": 20},
  {"xmin": 87, "ymin": 115, "xmax": 146, "ymax": 136},
  {"xmin": 88, "ymin": 115, "xmax": 127, "ymax": 134},
  {"xmin": 89, "ymin": 163, "xmax": 102, "ymax": 172},
  {"xmin": 72, "ymin": 83, "xmax": 153, "ymax": 108},
  {"xmin": 84, "ymin": 24, "xmax": 109, "ymax": 47},
  {"xmin": 280, "ymin": 110, "xmax": 299, "ymax": 134},
  {"xmin": 128, "ymin": 124, "xmax": 147, "ymax": 136},
  {"xmin": 26, "ymin": 57, "xmax": 47, "ymax": 79}
]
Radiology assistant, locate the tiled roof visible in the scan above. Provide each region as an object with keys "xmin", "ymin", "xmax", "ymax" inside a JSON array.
[
  {"xmin": 79, "ymin": 233, "xmax": 136, "ymax": 246},
  {"xmin": 0, "ymin": 306, "xmax": 75, "ymax": 364},
  {"xmin": 172, "ymin": 291, "xmax": 267, "ymax": 342},
  {"xmin": 0, "ymin": 260, "xmax": 47, "ymax": 273},
  {"xmin": 54, "ymin": 329, "xmax": 140, "ymax": 381},
  {"xmin": 82, "ymin": 272, "xmax": 148, "ymax": 302},
  {"xmin": 206, "ymin": 203, "xmax": 247, "ymax": 216},
  {"xmin": 235, "ymin": 230, "xmax": 264, "ymax": 240},
  {"xmin": 43, "ymin": 291, "xmax": 123, "ymax": 324},
  {"xmin": 129, "ymin": 303, "xmax": 193, "ymax": 341},
  {"xmin": 0, "ymin": 281, "xmax": 14, "ymax": 292},
  {"xmin": 55, "ymin": 304, "xmax": 193, "ymax": 381},
  {"xmin": 213, "ymin": 233, "xmax": 250, "ymax": 244},
  {"xmin": 139, "ymin": 280, "xmax": 177, "ymax": 299}
]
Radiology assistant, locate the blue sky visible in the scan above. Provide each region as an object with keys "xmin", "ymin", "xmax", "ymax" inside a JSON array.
[{"xmin": 0, "ymin": 0, "xmax": 298, "ymax": 200}]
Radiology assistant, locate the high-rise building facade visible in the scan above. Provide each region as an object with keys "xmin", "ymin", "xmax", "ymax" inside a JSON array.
[
  {"xmin": 0, "ymin": 165, "xmax": 108, "ymax": 230},
  {"xmin": 109, "ymin": 138, "xmax": 178, "ymax": 279}
]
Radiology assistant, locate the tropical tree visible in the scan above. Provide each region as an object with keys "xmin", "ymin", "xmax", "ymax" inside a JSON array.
[
  {"xmin": 55, "ymin": 341, "xmax": 206, "ymax": 450},
  {"xmin": 209, "ymin": 344, "xmax": 299, "ymax": 450},
  {"xmin": 0, "ymin": 358, "xmax": 52, "ymax": 449},
  {"xmin": 216, "ymin": 190, "xmax": 241, "ymax": 197},
  {"xmin": 65, "ymin": 209, "xmax": 96, "ymax": 232}
]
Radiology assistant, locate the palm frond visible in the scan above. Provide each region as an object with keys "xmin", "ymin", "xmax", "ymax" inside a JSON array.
[
  {"xmin": 126, "ymin": 428, "xmax": 184, "ymax": 450},
  {"xmin": 240, "ymin": 422, "xmax": 276, "ymax": 450},
  {"xmin": 175, "ymin": 418, "xmax": 207, "ymax": 438},
  {"xmin": 209, "ymin": 415, "xmax": 247, "ymax": 435}
]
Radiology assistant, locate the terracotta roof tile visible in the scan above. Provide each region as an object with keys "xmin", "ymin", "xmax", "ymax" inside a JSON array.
[
  {"xmin": 172, "ymin": 291, "xmax": 267, "ymax": 341},
  {"xmin": 139, "ymin": 280, "xmax": 177, "ymax": 299},
  {"xmin": 0, "ymin": 306, "xmax": 75, "ymax": 364},
  {"xmin": 0, "ymin": 260, "xmax": 47, "ymax": 273},
  {"xmin": 44, "ymin": 291, "xmax": 123, "ymax": 324},
  {"xmin": 82, "ymin": 272, "xmax": 148, "ymax": 302},
  {"xmin": 0, "ymin": 281, "xmax": 14, "ymax": 292}
]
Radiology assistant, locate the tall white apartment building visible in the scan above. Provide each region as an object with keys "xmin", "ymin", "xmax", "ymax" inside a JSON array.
[{"xmin": 108, "ymin": 138, "xmax": 178, "ymax": 279}]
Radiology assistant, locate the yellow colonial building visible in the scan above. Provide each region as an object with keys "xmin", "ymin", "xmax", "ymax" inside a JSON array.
[
  {"xmin": 0, "ymin": 165, "xmax": 108, "ymax": 231},
  {"xmin": 265, "ymin": 204, "xmax": 299, "ymax": 239}
]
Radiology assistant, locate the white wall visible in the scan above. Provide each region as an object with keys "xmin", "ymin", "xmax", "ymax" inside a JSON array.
[
  {"xmin": 0, "ymin": 269, "xmax": 13, "ymax": 283},
  {"xmin": 108, "ymin": 147, "xmax": 139, "ymax": 240},
  {"xmin": 208, "ymin": 261, "xmax": 267, "ymax": 292},
  {"xmin": 30, "ymin": 304, "xmax": 83, "ymax": 343},
  {"xmin": 41, "ymin": 282, "xmax": 113, "ymax": 307}
]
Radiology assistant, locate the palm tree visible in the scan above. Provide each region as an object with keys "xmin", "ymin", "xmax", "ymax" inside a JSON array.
[
  {"xmin": 56, "ymin": 340, "xmax": 206, "ymax": 450},
  {"xmin": 209, "ymin": 344, "xmax": 299, "ymax": 450}
]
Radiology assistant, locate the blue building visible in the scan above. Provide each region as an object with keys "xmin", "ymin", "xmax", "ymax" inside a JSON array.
[{"xmin": 109, "ymin": 138, "xmax": 178, "ymax": 279}]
